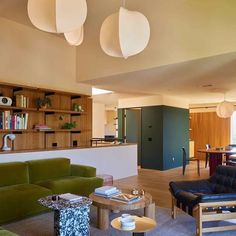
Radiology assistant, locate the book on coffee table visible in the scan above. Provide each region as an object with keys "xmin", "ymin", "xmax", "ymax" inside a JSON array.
[{"xmin": 111, "ymin": 193, "xmax": 141, "ymax": 204}]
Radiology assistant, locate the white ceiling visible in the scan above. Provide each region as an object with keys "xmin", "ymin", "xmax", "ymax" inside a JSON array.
[
  {"xmin": 88, "ymin": 51, "xmax": 236, "ymax": 104},
  {"xmin": 2, "ymin": 0, "xmax": 236, "ymax": 105}
]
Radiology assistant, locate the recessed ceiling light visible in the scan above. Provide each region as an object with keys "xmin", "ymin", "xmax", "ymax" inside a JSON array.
[{"xmin": 92, "ymin": 87, "xmax": 113, "ymax": 95}]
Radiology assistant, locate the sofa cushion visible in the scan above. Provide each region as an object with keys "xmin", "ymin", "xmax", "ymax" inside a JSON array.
[
  {"xmin": 0, "ymin": 184, "xmax": 52, "ymax": 224},
  {"xmin": 0, "ymin": 162, "xmax": 28, "ymax": 187},
  {"xmin": 37, "ymin": 176, "xmax": 103, "ymax": 196},
  {"xmin": 26, "ymin": 158, "xmax": 71, "ymax": 183},
  {"xmin": 0, "ymin": 228, "xmax": 18, "ymax": 236}
]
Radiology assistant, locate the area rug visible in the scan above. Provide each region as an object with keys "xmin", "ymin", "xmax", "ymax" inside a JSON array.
[{"xmin": 3, "ymin": 206, "xmax": 236, "ymax": 236}]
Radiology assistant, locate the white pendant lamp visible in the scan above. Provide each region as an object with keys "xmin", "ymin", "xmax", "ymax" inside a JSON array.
[
  {"xmin": 216, "ymin": 101, "xmax": 234, "ymax": 118},
  {"xmin": 27, "ymin": 0, "xmax": 87, "ymax": 33},
  {"xmin": 100, "ymin": 7, "xmax": 150, "ymax": 59},
  {"xmin": 64, "ymin": 26, "xmax": 84, "ymax": 46}
]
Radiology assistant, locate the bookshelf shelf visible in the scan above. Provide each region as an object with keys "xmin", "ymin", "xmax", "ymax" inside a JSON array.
[{"xmin": 0, "ymin": 82, "xmax": 92, "ymax": 151}]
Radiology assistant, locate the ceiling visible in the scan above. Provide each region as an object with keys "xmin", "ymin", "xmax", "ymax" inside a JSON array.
[{"xmin": 2, "ymin": 0, "xmax": 236, "ymax": 105}]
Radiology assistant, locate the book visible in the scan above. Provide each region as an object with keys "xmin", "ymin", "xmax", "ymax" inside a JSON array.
[
  {"xmin": 94, "ymin": 189, "xmax": 121, "ymax": 198},
  {"xmin": 111, "ymin": 193, "xmax": 141, "ymax": 204},
  {"xmin": 59, "ymin": 193, "xmax": 82, "ymax": 202},
  {"xmin": 95, "ymin": 186, "xmax": 118, "ymax": 195}
]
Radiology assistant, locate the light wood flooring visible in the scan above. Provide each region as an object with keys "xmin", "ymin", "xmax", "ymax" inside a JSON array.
[{"xmin": 114, "ymin": 161, "xmax": 209, "ymax": 208}]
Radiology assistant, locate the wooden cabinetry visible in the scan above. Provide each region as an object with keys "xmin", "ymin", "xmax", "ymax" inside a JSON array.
[{"xmin": 0, "ymin": 83, "xmax": 92, "ymax": 151}]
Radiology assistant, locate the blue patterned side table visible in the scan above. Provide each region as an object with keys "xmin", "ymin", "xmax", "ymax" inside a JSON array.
[{"xmin": 38, "ymin": 195, "xmax": 92, "ymax": 236}]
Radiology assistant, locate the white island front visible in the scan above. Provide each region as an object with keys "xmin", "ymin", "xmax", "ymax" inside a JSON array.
[{"xmin": 0, "ymin": 144, "xmax": 138, "ymax": 180}]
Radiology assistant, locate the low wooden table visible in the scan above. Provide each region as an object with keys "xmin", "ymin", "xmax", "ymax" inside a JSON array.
[
  {"xmin": 89, "ymin": 190, "xmax": 155, "ymax": 230},
  {"xmin": 111, "ymin": 216, "xmax": 157, "ymax": 236}
]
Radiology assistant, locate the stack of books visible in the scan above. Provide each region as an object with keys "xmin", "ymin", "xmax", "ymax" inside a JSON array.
[
  {"xmin": 94, "ymin": 186, "xmax": 121, "ymax": 198},
  {"xmin": 33, "ymin": 124, "xmax": 52, "ymax": 131},
  {"xmin": 111, "ymin": 193, "xmax": 141, "ymax": 204}
]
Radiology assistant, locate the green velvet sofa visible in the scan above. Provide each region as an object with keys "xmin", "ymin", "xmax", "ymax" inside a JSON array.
[
  {"xmin": 0, "ymin": 158, "xmax": 103, "ymax": 225},
  {"xmin": 0, "ymin": 227, "xmax": 18, "ymax": 236}
]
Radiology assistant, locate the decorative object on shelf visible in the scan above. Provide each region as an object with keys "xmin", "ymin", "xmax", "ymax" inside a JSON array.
[
  {"xmin": 0, "ymin": 97, "xmax": 12, "ymax": 106},
  {"xmin": 216, "ymin": 100, "xmax": 234, "ymax": 118},
  {"xmin": 61, "ymin": 122, "xmax": 76, "ymax": 129},
  {"xmin": 64, "ymin": 26, "xmax": 84, "ymax": 46},
  {"xmin": 2, "ymin": 133, "xmax": 16, "ymax": 151},
  {"xmin": 100, "ymin": 6, "xmax": 150, "ymax": 58},
  {"xmin": 73, "ymin": 104, "xmax": 84, "ymax": 112},
  {"xmin": 27, "ymin": 0, "xmax": 87, "ymax": 34},
  {"xmin": 36, "ymin": 97, "xmax": 51, "ymax": 109}
]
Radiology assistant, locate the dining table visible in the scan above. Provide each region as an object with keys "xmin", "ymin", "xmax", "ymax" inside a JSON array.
[{"xmin": 198, "ymin": 148, "xmax": 236, "ymax": 176}]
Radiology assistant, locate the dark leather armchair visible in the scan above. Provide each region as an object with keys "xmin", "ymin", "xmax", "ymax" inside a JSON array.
[{"xmin": 169, "ymin": 165, "xmax": 236, "ymax": 236}]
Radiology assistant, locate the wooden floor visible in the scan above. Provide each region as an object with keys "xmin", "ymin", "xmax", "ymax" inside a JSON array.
[{"xmin": 114, "ymin": 161, "xmax": 209, "ymax": 208}]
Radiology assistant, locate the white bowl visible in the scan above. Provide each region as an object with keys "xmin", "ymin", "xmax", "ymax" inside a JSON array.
[{"xmin": 120, "ymin": 216, "xmax": 135, "ymax": 230}]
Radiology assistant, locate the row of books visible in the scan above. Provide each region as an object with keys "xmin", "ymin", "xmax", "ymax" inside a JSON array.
[
  {"xmin": 15, "ymin": 95, "xmax": 29, "ymax": 108},
  {"xmin": 94, "ymin": 186, "xmax": 141, "ymax": 204},
  {"xmin": 0, "ymin": 111, "xmax": 29, "ymax": 130}
]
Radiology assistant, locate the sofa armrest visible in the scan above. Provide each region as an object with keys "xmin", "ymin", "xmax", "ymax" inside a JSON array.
[
  {"xmin": 71, "ymin": 164, "xmax": 96, "ymax": 177},
  {"xmin": 200, "ymin": 193, "xmax": 236, "ymax": 203}
]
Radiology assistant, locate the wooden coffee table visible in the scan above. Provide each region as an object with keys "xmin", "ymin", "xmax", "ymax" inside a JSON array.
[
  {"xmin": 89, "ymin": 190, "xmax": 155, "ymax": 230},
  {"xmin": 111, "ymin": 216, "xmax": 157, "ymax": 236}
]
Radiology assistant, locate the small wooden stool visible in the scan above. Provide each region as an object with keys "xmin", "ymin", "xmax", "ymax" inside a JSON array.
[{"xmin": 97, "ymin": 174, "xmax": 113, "ymax": 186}]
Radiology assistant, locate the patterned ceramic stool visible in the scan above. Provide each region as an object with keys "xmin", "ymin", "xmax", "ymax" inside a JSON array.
[{"xmin": 38, "ymin": 195, "xmax": 92, "ymax": 236}]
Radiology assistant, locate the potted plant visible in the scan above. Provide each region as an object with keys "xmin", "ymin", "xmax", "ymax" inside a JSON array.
[
  {"xmin": 36, "ymin": 97, "xmax": 51, "ymax": 109},
  {"xmin": 61, "ymin": 122, "xmax": 76, "ymax": 129}
]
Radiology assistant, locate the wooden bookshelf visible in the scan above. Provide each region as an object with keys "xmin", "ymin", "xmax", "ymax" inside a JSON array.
[{"xmin": 0, "ymin": 82, "xmax": 92, "ymax": 151}]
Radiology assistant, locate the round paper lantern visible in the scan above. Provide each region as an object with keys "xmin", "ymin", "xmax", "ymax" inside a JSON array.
[
  {"xmin": 27, "ymin": 0, "xmax": 87, "ymax": 33},
  {"xmin": 100, "ymin": 7, "xmax": 150, "ymax": 59},
  {"xmin": 64, "ymin": 26, "xmax": 84, "ymax": 46},
  {"xmin": 216, "ymin": 101, "xmax": 234, "ymax": 118}
]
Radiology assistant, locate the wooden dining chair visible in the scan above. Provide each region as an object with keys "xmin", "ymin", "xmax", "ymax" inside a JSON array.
[
  {"xmin": 205, "ymin": 144, "xmax": 211, "ymax": 168},
  {"xmin": 182, "ymin": 147, "xmax": 200, "ymax": 176}
]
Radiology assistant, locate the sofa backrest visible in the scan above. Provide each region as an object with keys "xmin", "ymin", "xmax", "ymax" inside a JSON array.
[
  {"xmin": 209, "ymin": 165, "xmax": 236, "ymax": 193},
  {"xmin": 0, "ymin": 162, "xmax": 28, "ymax": 187},
  {"xmin": 26, "ymin": 158, "xmax": 71, "ymax": 183}
]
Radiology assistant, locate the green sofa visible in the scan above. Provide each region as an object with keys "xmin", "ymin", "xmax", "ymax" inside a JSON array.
[
  {"xmin": 0, "ymin": 227, "xmax": 18, "ymax": 236},
  {"xmin": 0, "ymin": 158, "xmax": 103, "ymax": 225}
]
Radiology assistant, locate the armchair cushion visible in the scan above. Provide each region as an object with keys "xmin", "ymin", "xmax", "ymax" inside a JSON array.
[{"xmin": 170, "ymin": 165, "xmax": 236, "ymax": 209}]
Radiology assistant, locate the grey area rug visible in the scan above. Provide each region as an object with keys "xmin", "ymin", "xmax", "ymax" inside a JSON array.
[{"xmin": 2, "ymin": 206, "xmax": 236, "ymax": 236}]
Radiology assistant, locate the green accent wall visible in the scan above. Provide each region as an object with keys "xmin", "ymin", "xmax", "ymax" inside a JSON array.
[
  {"xmin": 117, "ymin": 109, "xmax": 124, "ymax": 139},
  {"xmin": 163, "ymin": 106, "xmax": 189, "ymax": 170},
  {"xmin": 141, "ymin": 105, "xmax": 189, "ymax": 170}
]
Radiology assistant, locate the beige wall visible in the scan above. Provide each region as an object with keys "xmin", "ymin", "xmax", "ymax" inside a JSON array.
[
  {"xmin": 92, "ymin": 102, "xmax": 105, "ymax": 138},
  {"xmin": 118, "ymin": 95, "xmax": 189, "ymax": 109},
  {"xmin": 0, "ymin": 17, "xmax": 91, "ymax": 94},
  {"xmin": 105, "ymin": 110, "xmax": 116, "ymax": 136},
  {"xmin": 77, "ymin": 0, "xmax": 236, "ymax": 82}
]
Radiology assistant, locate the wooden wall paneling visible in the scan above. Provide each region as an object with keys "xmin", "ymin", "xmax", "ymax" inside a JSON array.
[
  {"xmin": 0, "ymin": 86, "xmax": 13, "ymax": 98},
  {"xmin": 14, "ymin": 89, "xmax": 44, "ymax": 108},
  {"xmin": 46, "ymin": 94, "xmax": 71, "ymax": 110},
  {"xmin": 46, "ymin": 113, "xmax": 70, "ymax": 129},
  {"xmin": 71, "ymin": 133, "xmax": 81, "ymax": 147},
  {"xmin": 13, "ymin": 133, "xmax": 44, "ymax": 150},
  {"xmin": 45, "ymin": 132, "xmax": 71, "ymax": 148},
  {"xmin": 190, "ymin": 112, "xmax": 230, "ymax": 159}
]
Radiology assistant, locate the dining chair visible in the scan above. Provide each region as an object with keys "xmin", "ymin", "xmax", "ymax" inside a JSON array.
[
  {"xmin": 205, "ymin": 144, "xmax": 211, "ymax": 168},
  {"xmin": 182, "ymin": 147, "xmax": 200, "ymax": 176}
]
